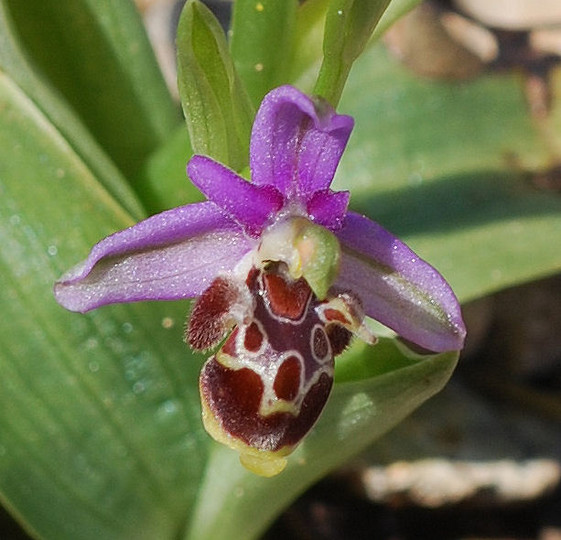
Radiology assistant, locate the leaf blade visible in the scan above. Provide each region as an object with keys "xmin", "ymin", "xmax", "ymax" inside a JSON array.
[
  {"xmin": 3, "ymin": 0, "xmax": 179, "ymax": 179},
  {"xmin": 313, "ymin": 0, "xmax": 392, "ymax": 106},
  {"xmin": 0, "ymin": 68, "xmax": 207, "ymax": 540},
  {"xmin": 0, "ymin": 1, "xmax": 146, "ymax": 221},
  {"xmin": 177, "ymin": 0, "xmax": 254, "ymax": 171},
  {"xmin": 230, "ymin": 0, "xmax": 298, "ymax": 106}
]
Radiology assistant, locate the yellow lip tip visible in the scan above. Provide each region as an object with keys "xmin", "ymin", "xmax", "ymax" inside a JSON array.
[{"xmin": 239, "ymin": 452, "xmax": 288, "ymax": 477}]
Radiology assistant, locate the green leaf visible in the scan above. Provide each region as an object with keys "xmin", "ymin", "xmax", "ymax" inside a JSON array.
[
  {"xmin": 230, "ymin": 0, "xmax": 298, "ymax": 106},
  {"xmin": 3, "ymin": 0, "xmax": 179, "ymax": 179},
  {"xmin": 290, "ymin": 0, "xmax": 422, "ymax": 95},
  {"xmin": 288, "ymin": 0, "xmax": 329, "ymax": 93},
  {"xmin": 185, "ymin": 345, "xmax": 458, "ymax": 540},
  {"xmin": 336, "ymin": 44, "xmax": 561, "ymax": 303},
  {"xmin": 0, "ymin": 1, "xmax": 145, "ymax": 221},
  {"xmin": 0, "ymin": 69, "xmax": 207, "ymax": 539},
  {"xmin": 313, "ymin": 0, "xmax": 392, "ymax": 106},
  {"xmin": 135, "ymin": 125, "xmax": 204, "ymax": 214},
  {"xmin": 176, "ymin": 0, "xmax": 254, "ymax": 171}
]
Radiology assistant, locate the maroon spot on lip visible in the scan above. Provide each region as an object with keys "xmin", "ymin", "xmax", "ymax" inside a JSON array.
[
  {"xmin": 263, "ymin": 272, "xmax": 311, "ymax": 320},
  {"xmin": 244, "ymin": 321, "xmax": 264, "ymax": 352},
  {"xmin": 322, "ymin": 307, "xmax": 350, "ymax": 325},
  {"xmin": 201, "ymin": 358, "xmax": 333, "ymax": 452},
  {"xmin": 273, "ymin": 356, "xmax": 301, "ymax": 401},
  {"xmin": 245, "ymin": 267, "xmax": 260, "ymax": 289},
  {"xmin": 201, "ymin": 358, "xmax": 263, "ymax": 418},
  {"xmin": 221, "ymin": 328, "xmax": 238, "ymax": 357},
  {"xmin": 312, "ymin": 326, "xmax": 330, "ymax": 361}
]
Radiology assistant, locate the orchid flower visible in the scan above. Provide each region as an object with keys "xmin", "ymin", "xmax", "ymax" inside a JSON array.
[{"xmin": 54, "ymin": 85, "xmax": 465, "ymax": 477}]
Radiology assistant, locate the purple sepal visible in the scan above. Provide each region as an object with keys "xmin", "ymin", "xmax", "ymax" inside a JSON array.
[
  {"xmin": 335, "ymin": 212, "xmax": 466, "ymax": 352},
  {"xmin": 187, "ymin": 155, "xmax": 283, "ymax": 237},
  {"xmin": 250, "ymin": 85, "xmax": 354, "ymax": 201},
  {"xmin": 54, "ymin": 202, "xmax": 255, "ymax": 313}
]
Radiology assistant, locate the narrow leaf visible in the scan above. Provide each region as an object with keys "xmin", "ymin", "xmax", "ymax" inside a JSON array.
[
  {"xmin": 288, "ymin": 0, "xmax": 329, "ymax": 92},
  {"xmin": 290, "ymin": 0, "xmax": 422, "ymax": 94},
  {"xmin": 314, "ymin": 0, "xmax": 392, "ymax": 106},
  {"xmin": 3, "ymin": 0, "xmax": 179, "ymax": 180},
  {"xmin": 230, "ymin": 0, "xmax": 298, "ymax": 106},
  {"xmin": 0, "ymin": 1, "xmax": 145, "ymax": 221},
  {"xmin": 177, "ymin": 0, "xmax": 254, "ymax": 171},
  {"xmin": 0, "ymin": 70, "xmax": 207, "ymax": 539}
]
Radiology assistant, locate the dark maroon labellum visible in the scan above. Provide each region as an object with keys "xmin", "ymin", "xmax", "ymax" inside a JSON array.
[{"xmin": 188, "ymin": 261, "xmax": 369, "ymax": 476}]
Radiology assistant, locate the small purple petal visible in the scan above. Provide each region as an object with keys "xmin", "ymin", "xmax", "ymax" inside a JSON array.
[
  {"xmin": 335, "ymin": 212, "xmax": 466, "ymax": 352},
  {"xmin": 54, "ymin": 202, "xmax": 255, "ymax": 313},
  {"xmin": 188, "ymin": 155, "xmax": 283, "ymax": 237},
  {"xmin": 297, "ymin": 115, "xmax": 353, "ymax": 195},
  {"xmin": 306, "ymin": 189, "xmax": 350, "ymax": 231},
  {"xmin": 250, "ymin": 85, "xmax": 353, "ymax": 200}
]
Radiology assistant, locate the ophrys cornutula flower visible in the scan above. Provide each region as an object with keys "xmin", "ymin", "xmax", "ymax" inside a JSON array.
[{"xmin": 55, "ymin": 85, "xmax": 465, "ymax": 476}]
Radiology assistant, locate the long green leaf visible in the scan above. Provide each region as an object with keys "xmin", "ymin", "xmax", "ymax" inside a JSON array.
[
  {"xmin": 0, "ymin": 69, "xmax": 207, "ymax": 540},
  {"xmin": 3, "ymin": 0, "xmax": 179, "ymax": 179},
  {"xmin": 0, "ymin": 1, "xmax": 145, "ymax": 221},
  {"xmin": 176, "ymin": 0, "xmax": 254, "ymax": 171},
  {"xmin": 290, "ymin": 0, "xmax": 422, "ymax": 95},
  {"xmin": 287, "ymin": 0, "xmax": 329, "ymax": 93},
  {"xmin": 314, "ymin": 0, "xmax": 392, "ymax": 105}
]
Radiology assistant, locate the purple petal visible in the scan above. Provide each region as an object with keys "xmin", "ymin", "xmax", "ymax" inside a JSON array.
[
  {"xmin": 188, "ymin": 155, "xmax": 283, "ymax": 237},
  {"xmin": 250, "ymin": 85, "xmax": 354, "ymax": 199},
  {"xmin": 54, "ymin": 202, "xmax": 255, "ymax": 313},
  {"xmin": 334, "ymin": 212, "xmax": 466, "ymax": 352},
  {"xmin": 306, "ymin": 189, "xmax": 350, "ymax": 231},
  {"xmin": 297, "ymin": 119, "xmax": 353, "ymax": 196}
]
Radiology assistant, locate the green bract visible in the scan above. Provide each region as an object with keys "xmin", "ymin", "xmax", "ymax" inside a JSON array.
[
  {"xmin": 177, "ymin": 0, "xmax": 254, "ymax": 171},
  {"xmin": 230, "ymin": 0, "xmax": 298, "ymax": 106}
]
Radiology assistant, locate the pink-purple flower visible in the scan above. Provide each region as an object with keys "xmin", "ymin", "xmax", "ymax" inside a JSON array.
[{"xmin": 54, "ymin": 85, "xmax": 465, "ymax": 476}]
